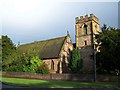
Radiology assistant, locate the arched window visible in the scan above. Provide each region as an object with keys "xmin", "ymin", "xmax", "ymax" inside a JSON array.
[
  {"xmin": 84, "ymin": 24, "xmax": 87, "ymax": 35},
  {"xmin": 51, "ymin": 60, "xmax": 54, "ymax": 70},
  {"xmin": 84, "ymin": 41, "xmax": 87, "ymax": 45}
]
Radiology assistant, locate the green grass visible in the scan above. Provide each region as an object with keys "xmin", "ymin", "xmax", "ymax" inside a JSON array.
[{"xmin": 1, "ymin": 77, "xmax": 117, "ymax": 88}]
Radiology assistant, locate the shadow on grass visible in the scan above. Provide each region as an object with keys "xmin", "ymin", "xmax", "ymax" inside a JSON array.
[{"xmin": 25, "ymin": 80, "xmax": 115, "ymax": 88}]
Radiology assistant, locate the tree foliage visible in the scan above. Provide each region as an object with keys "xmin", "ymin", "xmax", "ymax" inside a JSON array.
[
  {"xmin": 2, "ymin": 35, "xmax": 16, "ymax": 70},
  {"xmin": 6, "ymin": 51, "xmax": 49, "ymax": 74},
  {"xmin": 71, "ymin": 48, "xmax": 83, "ymax": 73},
  {"xmin": 22, "ymin": 54, "xmax": 43, "ymax": 72},
  {"xmin": 36, "ymin": 63, "xmax": 49, "ymax": 74},
  {"xmin": 96, "ymin": 24, "xmax": 120, "ymax": 74},
  {"xmin": 2, "ymin": 35, "xmax": 49, "ymax": 74}
]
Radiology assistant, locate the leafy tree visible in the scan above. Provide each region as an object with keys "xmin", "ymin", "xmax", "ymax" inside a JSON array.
[
  {"xmin": 71, "ymin": 48, "xmax": 83, "ymax": 73},
  {"xmin": 96, "ymin": 24, "xmax": 120, "ymax": 74},
  {"xmin": 7, "ymin": 52, "xmax": 43, "ymax": 72},
  {"xmin": 2, "ymin": 35, "xmax": 16, "ymax": 70},
  {"xmin": 22, "ymin": 55, "xmax": 43, "ymax": 72},
  {"xmin": 1, "ymin": 35, "xmax": 49, "ymax": 74},
  {"xmin": 7, "ymin": 50, "xmax": 49, "ymax": 74}
]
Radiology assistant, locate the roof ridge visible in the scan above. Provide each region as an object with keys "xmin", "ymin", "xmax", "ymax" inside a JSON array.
[
  {"xmin": 39, "ymin": 35, "xmax": 66, "ymax": 42},
  {"xmin": 20, "ymin": 35, "xmax": 67, "ymax": 46}
]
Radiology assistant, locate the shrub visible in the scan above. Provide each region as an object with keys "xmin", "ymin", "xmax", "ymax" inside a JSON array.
[
  {"xmin": 36, "ymin": 63, "xmax": 49, "ymax": 74},
  {"xmin": 7, "ymin": 64, "xmax": 23, "ymax": 72},
  {"xmin": 7, "ymin": 54, "xmax": 43, "ymax": 73},
  {"xmin": 71, "ymin": 48, "xmax": 83, "ymax": 73},
  {"xmin": 22, "ymin": 56, "xmax": 42, "ymax": 72}
]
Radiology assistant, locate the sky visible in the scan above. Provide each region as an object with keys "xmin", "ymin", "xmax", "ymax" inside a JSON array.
[{"xmin": 1, "ymin": 0, "xmax": 119, "ymax": 45}]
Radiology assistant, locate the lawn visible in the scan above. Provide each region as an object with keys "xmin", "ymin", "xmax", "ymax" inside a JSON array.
[{"xmin": 1, "ymin": 77, "xmax": 117, "ymax": 88}]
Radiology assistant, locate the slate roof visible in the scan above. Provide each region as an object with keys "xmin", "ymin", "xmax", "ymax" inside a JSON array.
[{"xmin": 17, "ymin": 36, "xmax": 67, "ymax": 59}]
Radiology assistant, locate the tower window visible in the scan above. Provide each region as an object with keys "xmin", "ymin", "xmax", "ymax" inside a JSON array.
[
  {"xmin": 84, "ymin": 41, "xmax": 87, "ymax": 45},
  {"xmin": 84, "ymin": 25, "xmax": 87, "ymax": 35}
]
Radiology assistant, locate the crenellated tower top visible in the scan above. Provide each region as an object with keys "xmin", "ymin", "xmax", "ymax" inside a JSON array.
[
  {"xmin": 75, "ymin": 14, "xmax": 100, "ymax": 48},
  {"xmin": 75, "ymin": 14, "xmax": 99, "ymax": 25}
]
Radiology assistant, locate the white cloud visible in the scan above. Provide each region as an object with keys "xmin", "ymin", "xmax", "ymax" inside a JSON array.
[
  {"xmin": 2, "ymin": 0, "xmax": 118, "ymax": 27},
  {"xmin": 60, "ymin": 0, "xmax": 119, "ymax": 2},
  {"xmin": 2, "ymin": 0, "xmax": 58, "ymax": 26}
]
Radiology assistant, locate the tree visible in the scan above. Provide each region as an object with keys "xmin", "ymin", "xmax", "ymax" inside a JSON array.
[
  {"xmin": 71, "ymin": 48, "xmax": 83, "ymax": 73},
  {"xmin": 7, "ymin": 51, "xmax": 42, "ymax": 72},
  {"xmin": 96, "ymin": 24, "xmax": 120, "ymax": 74},
  {"xmin": 22, "ymin": 54, "xmax": 43, "ymax": 72},
  {"xmin": 6, "ymin": 50, "xmax": 49, "ymax": 74},
  {"xmin": 1, "ymin": 35, "xmax": 49, "ymax": 74},
  {"xmin": 2, "ymin": 35, "xmax": 16, "ymax": 70}
]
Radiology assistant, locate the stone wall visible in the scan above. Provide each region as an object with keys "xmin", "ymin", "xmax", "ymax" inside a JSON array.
[
  {"xmin": 2, "ymin": 72, "xmax": 50, "ymax": 80},
  {"xmin": 2, "ymin": 72, "xmax": 120, "ymax": 82},
  {"xmin": 80, "ymin": 46, "xmax": 94, "ymax": 73}
]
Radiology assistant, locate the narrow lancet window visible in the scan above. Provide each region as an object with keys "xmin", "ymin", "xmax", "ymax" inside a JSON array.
[
  {"xmin": 84, "ymin": 24, "xmax": 87, "ymax": 35},
  {"xmin": 51, "ymin": 60, "xmax": 54, "ymax": 70}
]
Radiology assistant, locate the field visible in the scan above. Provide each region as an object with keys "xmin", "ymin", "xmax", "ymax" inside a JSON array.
[{"xmin": 1, "ymin": 77, "xmax": 118, "ymax": 88}]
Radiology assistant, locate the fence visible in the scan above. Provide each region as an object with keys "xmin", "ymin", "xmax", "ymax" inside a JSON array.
[{"xmin": 1, "ymin": 72, "xmax": 120, "ymax": 82}]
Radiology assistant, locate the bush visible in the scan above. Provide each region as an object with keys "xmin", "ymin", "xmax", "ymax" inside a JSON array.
[
  {"xmin": 4, "ymin": 50, "xmax": 49, "ymax": 74},
  {"xmin": 71, "ymin": 48, "xmax": 83, "ymax": 73},
  {"xmin": 36, "ymin": 63, "xmax": 49, "ymax": 74},
  {"xmin": 7, "ymin": 54, "xmax": 43, "ymax": 73},
  {"xmin": 22, "ymin": 56, "xmax": 42, "ymax": 72},
  {"xmin": 7, "ymin": 64, "xmax": 23, "ymax": 72}
]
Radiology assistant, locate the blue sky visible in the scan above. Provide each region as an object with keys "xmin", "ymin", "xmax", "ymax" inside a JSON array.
[{"xmin": 1, "ymin": 0, "xmax": 119, "ymax": 45}]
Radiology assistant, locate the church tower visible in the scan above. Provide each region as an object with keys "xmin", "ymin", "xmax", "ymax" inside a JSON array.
[{"xmin": 75, "ymin": 14, "xmax": 100, "ymax": 73}]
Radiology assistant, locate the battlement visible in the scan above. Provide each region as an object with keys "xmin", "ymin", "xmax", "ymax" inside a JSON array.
[{"xmin": 76, "ymin": 14, "xmax": 99, "ymax": 23}]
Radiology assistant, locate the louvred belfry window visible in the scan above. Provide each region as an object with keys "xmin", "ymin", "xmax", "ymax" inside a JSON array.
[{"xmin": 84, "ymin": 24, "xmax": 87, "ymax": 35}]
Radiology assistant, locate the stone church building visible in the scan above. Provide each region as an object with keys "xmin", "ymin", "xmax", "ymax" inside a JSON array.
[
  {"xmin": 18, "ymin": 14, "xmax": 100, "ymax": 74},
  {"xmin": 18, "ymin": 33, "xmax": 73, "ymax": 74}
]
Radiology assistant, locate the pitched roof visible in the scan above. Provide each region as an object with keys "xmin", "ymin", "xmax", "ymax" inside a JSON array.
[{"xmin": 17, "ymin": 36, "xmax": 67, "ymax": 59}]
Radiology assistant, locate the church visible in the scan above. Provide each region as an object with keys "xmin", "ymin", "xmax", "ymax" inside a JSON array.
[{"xmin": 18, "ymin": 14, "xmax": 100, "ymax": 74}]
